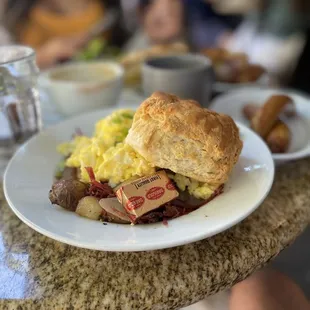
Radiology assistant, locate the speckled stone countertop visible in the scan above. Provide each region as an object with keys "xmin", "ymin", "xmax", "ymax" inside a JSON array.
[{"xmin": 0, "ymin": 159, "xmax": 310, "ymax": 310}]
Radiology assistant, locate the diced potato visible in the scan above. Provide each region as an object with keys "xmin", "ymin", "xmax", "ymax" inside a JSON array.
[
  {"xmin": 76, "ymin": 196, "xmax": 102, "ymax": 220},
  {"xmin": 49, "ymin": 179, "xmax": 87, "ymax": 211}
]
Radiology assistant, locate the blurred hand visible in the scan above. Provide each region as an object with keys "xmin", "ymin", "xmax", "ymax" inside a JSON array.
[
  {"xmin": 143, "ymin": 0, "xmax": 184, "ymax": 44},
  {"xmin": 36, "ymin": 33, "xmax": 88, "ymax": 69}
]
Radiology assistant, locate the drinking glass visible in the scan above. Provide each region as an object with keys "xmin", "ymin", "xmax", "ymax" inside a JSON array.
[{"xmin": 0, "ymin": 45, "xmax": 42, "ymax": 175}]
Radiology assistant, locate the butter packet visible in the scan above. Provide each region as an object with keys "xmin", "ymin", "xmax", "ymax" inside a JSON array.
[{"xmin": 116, "ymin": 171, "xmax": 179, "ymax": 221}]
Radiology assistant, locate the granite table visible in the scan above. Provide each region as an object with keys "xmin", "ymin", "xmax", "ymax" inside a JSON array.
[{"xmin": 1, "ymin": 158, "xmax": 310, "ymax": 310}]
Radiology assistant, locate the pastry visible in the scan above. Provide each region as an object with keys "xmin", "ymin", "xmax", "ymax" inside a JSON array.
[
  {"xmin": 126, "ymin": 92, "xmax": 243, "ymax": 185},
  {"xmin": 251, "ymin": 95, "xmax": 293, "ymax": 137}
]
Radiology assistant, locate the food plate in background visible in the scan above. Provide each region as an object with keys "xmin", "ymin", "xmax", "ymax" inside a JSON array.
[
  {"xmin": 210, "ymin": 87, "xmax": 310, "ymax": 164},
  {"xmin": 200, "ymin": 47, "xmax": 271, "ymax": 94},
  {"xmin": 4, "ymin": 109, "xmax": 274, "ymax": 252},
  {"xmin": 213, "ymin": 73, "xmax": 270, "ymax": 94}
]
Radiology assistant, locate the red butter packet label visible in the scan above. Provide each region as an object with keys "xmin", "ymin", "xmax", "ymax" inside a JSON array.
[{"xmin": 116, "ymin": 171, "xmax": 179, "ymax": 219}]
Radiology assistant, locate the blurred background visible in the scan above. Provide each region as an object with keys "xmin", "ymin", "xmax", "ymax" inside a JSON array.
[
  {"xmin": 0, "ymin": 0, "xmax": 310, "ymax": 91},
  {"xmin": 0, "ymin": 0, "xmax": 309, "ymax": 301}
]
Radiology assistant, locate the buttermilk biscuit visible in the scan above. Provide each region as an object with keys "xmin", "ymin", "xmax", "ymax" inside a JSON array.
[{"xmin": 126, "ymin": 92, "xmax": 243, "ymax": 185}]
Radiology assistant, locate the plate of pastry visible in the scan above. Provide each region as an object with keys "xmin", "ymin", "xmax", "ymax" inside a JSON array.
[
  {"xmin": 4, "ymin": 92, "xmax": 274, "ymax": 251},
  {"xmin": 201, "ymin": 48, "xmax": 270, "ymax": 93},
  {"xmin": 210, "ymin": 87, "xmax": 310, "ymax": 164}
]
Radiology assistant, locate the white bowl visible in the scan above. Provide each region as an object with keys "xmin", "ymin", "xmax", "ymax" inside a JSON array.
[{"xmin": 38, "ymin": 61, "xmax": 124, "ymax": 117}]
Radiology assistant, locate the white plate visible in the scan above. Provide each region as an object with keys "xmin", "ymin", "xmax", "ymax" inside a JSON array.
[
  {"xmin": 214, "ymin": 74, "xmax": 270, "ymax": 94},
  {"xmin": 4, "ymin": 109, "xmax": 274, "ymax": 252},
  {"xmin": 210, "ymin": 87, "xmax": 310, "ymax": 164}
]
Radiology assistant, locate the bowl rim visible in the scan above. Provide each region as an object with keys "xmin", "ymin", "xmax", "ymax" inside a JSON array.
[
  {"xmin": 143, "ymin": 53, "xmax": 212, "ymax": 74},
  {"xmin": 39, "ymin": 60, "xmax": 124, "ymax": 86}
]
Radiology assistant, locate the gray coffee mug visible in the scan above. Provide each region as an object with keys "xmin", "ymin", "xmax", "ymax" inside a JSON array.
[{"xmin": 142, "ymin": 54, "xmax": 214, "ymax": 106}]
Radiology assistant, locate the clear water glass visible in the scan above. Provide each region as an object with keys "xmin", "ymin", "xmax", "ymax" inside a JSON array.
[{"xmin": 0, "ymin": 45, "xmax": 42, "ymax": 175}]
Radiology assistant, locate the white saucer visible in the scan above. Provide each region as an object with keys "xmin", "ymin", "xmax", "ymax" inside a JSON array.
[
  {"xmin": 214, "ymin": 74, "xmax": 270, "ymax": 94},
  {"xmin": 4, "ymin": 109, "xmax": 274, "ymax": 252},
  {"xmin": 210, "ymin": 87, "xmax": 310, "ymax": 164}
]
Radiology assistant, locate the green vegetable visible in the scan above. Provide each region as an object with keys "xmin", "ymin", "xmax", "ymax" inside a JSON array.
[
  {"xmin": 75, "ymin": 38, "xmax": 106, "ymax": 61},
  {"xmin": 112, "ymin": 117, "xmax": 122, "ymax": 124},
  {"xmin": 122, "ymin": 113, "xmax": 134, "ymax": 119},
  {"xmin": 75, "ymin": 38, "xmax": 121, "ymax": 61},
  {"xmin": 122, "ymin": 128, "xmax": 129, "ymax": 135}
]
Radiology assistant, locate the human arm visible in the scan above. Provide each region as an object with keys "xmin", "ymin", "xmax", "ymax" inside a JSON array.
[{"xmin": 35, "ymin": 33, "xmax": 87, "ymax": 69}]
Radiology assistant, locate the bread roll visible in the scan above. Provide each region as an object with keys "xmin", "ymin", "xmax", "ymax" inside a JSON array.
[
  {"xmin": 251, "ymin": 95, "xmax": 293, "ymax": 137},
  {"xmin": 120, "ymin": 42, "xmax": 189, "ymax": 68},
  {"xmin": 266, "ymin": 121, "xmax": 291, "ymax": 153},
  {"xmin": 242, "ymin": 103, "xmax": 291, "ymax": 153},
  {"xmin": 201, "ymin": 47, "xmax": 228, "ymax": 63},
  {"xmin": 126, "ymin": 92, "xmax": 243, "ymax": 185}
]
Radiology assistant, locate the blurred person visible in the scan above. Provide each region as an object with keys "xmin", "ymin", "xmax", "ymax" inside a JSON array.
[
  {"xmin": 207, "ymin": 0, "xmax": 261, "ymax": 15},
  {"xmin": 0, "ymin": 0, "xmax": 12, "ymax": 45},
  {"xmin": 0, "ymin": 25, "xmax": 12, "ymax": 46},
  {"xmin": 184, "ymin": 269, "xmax": 309, "ymax": 310},
  {"xmin": 229, "ymin": 269, "xmax": 310, "ymax": 310},
  {"xmin": 120, "ymin": 0, "xmax": 139, "ymax": 33},
  {"xmin": 2, "ymin": 0, "xmax": 122, "ymax": 69},
  {"xmin": 208, "ymin": 0, "xmax": 310, "ymax": 83},
  {"xmin": 141, "ymin": 0, "xmax": 184, "ymax": 45},
  {"xmin": 183, "ymin": 0, "xmax": 241, "ymax": 50},
  {"xmin": 123, "ymin": 0, "xmax": 185, "ymax": 52},
  {"xmin": 290, "ymin": 27, "xmax": 310, "ymax": 93},
  {"xmin": 140, "ymin": 0, "xmax": 241, "ymax": 49},
  {"xmin": 123, "ymin": 0, "xmax": 239, "ymax": 52}
]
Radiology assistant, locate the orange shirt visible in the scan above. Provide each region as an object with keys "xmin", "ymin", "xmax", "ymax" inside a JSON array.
[{"xmin": 19, "ymin": 1, "xmax": 105, "ymax": 48}]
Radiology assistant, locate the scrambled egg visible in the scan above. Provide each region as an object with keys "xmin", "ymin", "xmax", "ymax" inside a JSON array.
[
  {"xmin": 97, "ymin": 143, "xmax": 155, "ymax": 186},
  {"xmin": 57, "ymin": 109, "xmax": 216, "ymax": 199},
  {"xmin": 94, "ymin": 110, "xmax": 135, "ymax": 147},
  {"xmin": 57, "ymin": 110, "xmax": 154, "ymax": 185},
  {"xmin": 168, "ymin": 173, "xmax": 217, "ymax": 200},
  {"xmin": 57, "ymin": 135, "xmax": 91, "ymax": 158}
]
